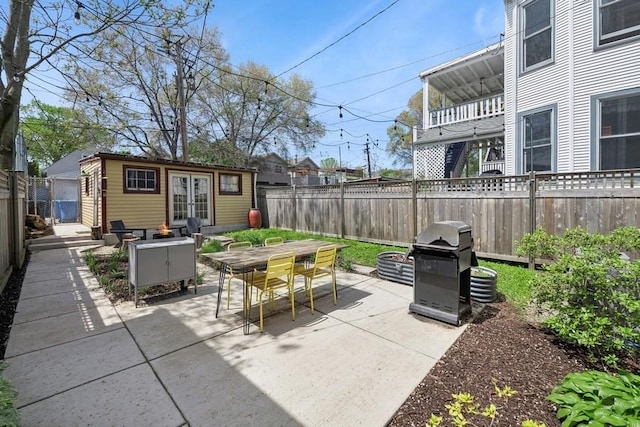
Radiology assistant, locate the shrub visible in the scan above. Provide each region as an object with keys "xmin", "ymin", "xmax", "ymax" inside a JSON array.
[
  {"xmin": 548, "ymin": 370, "xmax": 640, "ymax": 426},
  {"xmin": 0, "ymin": 363, "xmax": 19, "ymax": 426},
  {"xmin": 516, "ymin": 227, "xmax": 640, "ymax": 367}
]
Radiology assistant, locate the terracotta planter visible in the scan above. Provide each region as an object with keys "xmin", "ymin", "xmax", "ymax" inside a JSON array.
[{"xmin": 248, "ymin": 208, "xmax": 262, "ymax": 229}]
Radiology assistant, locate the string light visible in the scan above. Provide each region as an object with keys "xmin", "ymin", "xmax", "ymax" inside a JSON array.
[
  {"xmin": 439, "ymin": 126, "xmax": 442, "ymax": 136},
  {"xmin": 74, "ymin": 1, "xmax": 84, "ymax": 24},
  {"xmin": 339, "ymin": 106, "xmax": 343, "ymax": 118}
]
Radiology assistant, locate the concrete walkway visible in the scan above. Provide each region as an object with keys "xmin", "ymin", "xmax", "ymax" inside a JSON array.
[{"xmin": 5, "ymin": 227, "xmax": 476, "ymax": 426}]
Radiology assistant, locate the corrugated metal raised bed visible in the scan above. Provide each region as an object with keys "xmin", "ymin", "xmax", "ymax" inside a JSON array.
[
  {"xmin": 378, "ymin": 251, "xmax": 499, "ymax": 304},
  {"xmin": 377, "ymin": 251, "xmax": 413, "ymax": 286}
]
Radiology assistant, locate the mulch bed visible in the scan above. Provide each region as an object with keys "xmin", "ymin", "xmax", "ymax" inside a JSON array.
[{"xmin": 389, "ymin": 300, "xmax": 599, "ymax": 426}]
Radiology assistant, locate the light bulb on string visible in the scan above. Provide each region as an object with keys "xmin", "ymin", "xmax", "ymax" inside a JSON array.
[
  {"xmin": 439, "ymin": 126, "xmax": 442, "ymax": 136},
  {"xmin": 394, "ymin": 119, "xmax": 397, "ymax": 131},
  {"xmin": 340, "ymin": 129, "xmax": 343, "ymax": 138},
  {"xmin": 339, "ymin": 106, "xmax": 343, "ymax": 119},
  {"xmin": 74, "ymin": 1, "xmax": 84, "ymax": 24}
]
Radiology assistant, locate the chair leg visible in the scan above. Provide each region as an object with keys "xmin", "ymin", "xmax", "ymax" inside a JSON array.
[
  {"xmin": 289, "ymin": 284, "xmax": 296, "ymax": 321},
  {"xmin": 226, "ymin": 275, "xmax": 233, "ymax": 309},
  {"xmin": 258, "ymin": 288, "xmax": 265, "ymax": 332},
  {"xmin": 332, "ymin": 270, "xmax": 337, "ymax": 304},
  {"xmin": 308, "ymin": 278, "xmax": 315, "ymax": 314}
]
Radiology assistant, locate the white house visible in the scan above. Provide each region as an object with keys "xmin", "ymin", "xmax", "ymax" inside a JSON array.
[
  {"xmin": 414, "ymin": 0, "xmax": 640, "ymax": 178},
  {"xmin": 413, "ymin": 42, "xmax": 505, "ymax": 179},
  {"xmin": 504, "ymin": 0, "xmax": 640, "ymax": 175}
]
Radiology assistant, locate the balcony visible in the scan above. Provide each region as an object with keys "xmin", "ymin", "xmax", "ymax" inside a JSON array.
[{"xmin": 428, "ymin": 94, "xmax": 504, "ymax": 128}]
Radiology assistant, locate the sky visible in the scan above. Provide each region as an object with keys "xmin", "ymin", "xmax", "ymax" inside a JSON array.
[{"xmin": 23, "ymin": 0, "xmax": 505, "ymax": 172}]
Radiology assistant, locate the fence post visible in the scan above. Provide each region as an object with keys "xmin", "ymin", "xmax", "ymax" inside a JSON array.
[
  {"xmin": 340, "ymin": 181, "xmax": 345, "ymax": 238},
  {"xmin": 9, "ymin": 172, "xmax": 20, "ymax": 268},
  {"xmin": 412, "ymin": 178, "xmax": 417, "ymax": 242},
  {"xmin": 292, "ymin": 184, "xmax": 297, "ymax": 232},
  {"xmin": 528, "ymin": 171, "xmax": 537, "ymax": 269}
]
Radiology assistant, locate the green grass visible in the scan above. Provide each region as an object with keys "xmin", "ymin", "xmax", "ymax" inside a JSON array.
[
  {"xmin": 201, "ymin": 229, "xmax": 407, "ymax": 266},
  {"xmin": 200, "ymin": 229, "xmax": 536, "ymax": 308},
  {"xmin": 480, "ymin": 260, "xmax": 536, "ymax": 309}
]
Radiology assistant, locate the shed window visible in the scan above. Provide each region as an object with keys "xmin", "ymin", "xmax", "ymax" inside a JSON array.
[
  {"xmin": 598, "ymin": 0, "xmax": 640, "ymax": 46},
  {"xmin": 521, "ymin": 0, "xmax": 553, "ymax": 72},
  {"xmin": 124, "ymin": 167, "xmax": 159, "ymax": 193},
  {"xmin": 219, "ymin": 173, "xmax": 242, "ymax": 195}
]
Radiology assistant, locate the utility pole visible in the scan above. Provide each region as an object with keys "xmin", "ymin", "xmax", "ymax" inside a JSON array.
[
  {"xmin": 364, "ymin": 142, "xmax": 372, "ymax": 178},
  {"xmin": 174, "ymin": 39, "xmax": 189, "ymax": 162}
]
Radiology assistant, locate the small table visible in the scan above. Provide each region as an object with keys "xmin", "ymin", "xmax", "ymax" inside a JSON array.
[{"xmin": 202, "ymin": 240, "xmax": 348, "ymax": 334}]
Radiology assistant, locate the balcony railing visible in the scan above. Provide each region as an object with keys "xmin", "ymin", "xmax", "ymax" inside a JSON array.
[{"xmin": 428, "ymin": 94, "xmax": 504, "ymax": 128}]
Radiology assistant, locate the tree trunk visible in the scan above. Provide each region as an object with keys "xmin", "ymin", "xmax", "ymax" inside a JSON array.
[{"xmin": 0, "ymin": 100, "xmax": 18, "ymax": 170}]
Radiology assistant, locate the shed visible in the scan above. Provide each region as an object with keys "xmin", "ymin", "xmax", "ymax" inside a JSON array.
[{"xmin": 78, "ymin": 153, "xmax": 257, "ymax": 236}]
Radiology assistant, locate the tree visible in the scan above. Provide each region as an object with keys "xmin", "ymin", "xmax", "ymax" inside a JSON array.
[
  {"xmin": 320, "ymin": 157, "xmax": 339, "ymax": 170},
  {"xmin": 386, "ymin": 88, "xmax": 442, "ymax": 167},
  {"xmin": 190, "ymin": 61, "xmax": 325, "ymax": 167},
  {"xmin": 20, "ymin": 101, "xmax": 112, "ymax": 168},
  {"xmin": 65, "ymin": 25, "xmax": 227, "ymax": 160},
  {"xmin": 0, "ymin": 0, "xmax": 210, "ymax": 170}
]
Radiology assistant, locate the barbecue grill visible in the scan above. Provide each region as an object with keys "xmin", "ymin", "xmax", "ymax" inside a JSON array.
[{"xmin": 408, "ymin": 220, "xmax": 472, "ymax": 326}]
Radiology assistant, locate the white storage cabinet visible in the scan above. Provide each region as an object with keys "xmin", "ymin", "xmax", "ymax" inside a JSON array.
[{"xmin": 128, "ymin": 237, "xmax": 196, "ymax": 307}]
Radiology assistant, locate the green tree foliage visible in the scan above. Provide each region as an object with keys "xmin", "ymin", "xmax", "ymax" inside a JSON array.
[
  {"xmin": 386, "ymin": 88, "xmax": 443, "ymax": 167},
  {"xmin": 191, "ymin": 61, "xmax": 325, "ymax": 167},
  {"xmin": 1, "ymin": 0, "xmax": 210, "ymax": 169},
  {"xmin": 20, "ymin": 101, "xmax": 111, "ymax": 169},
  {"xmin": 66, "ymin": 26, "xmax": 227, "ymax": 160}
]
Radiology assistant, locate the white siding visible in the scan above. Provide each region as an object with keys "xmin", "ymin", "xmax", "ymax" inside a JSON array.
[{"xmin": 506, "ymin": 0, "xmax": 640, "ymax": 173}]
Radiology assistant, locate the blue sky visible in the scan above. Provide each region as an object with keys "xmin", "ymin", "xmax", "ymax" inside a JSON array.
[
  {"xmin": 24, "ymin": 0, "xmax": 505, "ymax": 171},
  {"xmin": 209, "ymin": 0, "xmax": 505, "ymax": 170}
]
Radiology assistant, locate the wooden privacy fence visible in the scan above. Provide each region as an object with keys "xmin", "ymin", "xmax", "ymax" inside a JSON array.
[
  {"xmin": 257, "ymin": 169, "xmax": 640, "ymax": 261},
  {"xmin": 0, "ymin": 171, "xmax": 27, "ymax": 292}
]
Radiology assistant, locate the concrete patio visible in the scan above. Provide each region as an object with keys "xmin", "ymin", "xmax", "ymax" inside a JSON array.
[{"xmin": 4, "ymin": 225, "xmax": 477, "ymax": 426}]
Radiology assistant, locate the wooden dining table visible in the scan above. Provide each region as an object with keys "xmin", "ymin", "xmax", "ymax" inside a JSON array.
[{"xmin": 201, "ymin": 239, "xmax": 348, "ymax": 334}]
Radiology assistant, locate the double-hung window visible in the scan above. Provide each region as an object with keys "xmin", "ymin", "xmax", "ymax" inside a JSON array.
[
  {"xmin": 124, "ymin": 166, "xmax": 159, "ymax": 193},
  {"xmin": 521, "ymin": 0, "xmax": 553, "ymax": 72},
  {"xmin": 598, "ymin": 0, "xmax": 640, "ymax": 46},
  {"xmin": 598, "ymin": 91, "xmax": 640, "ymax": 170},
  {"xmin": 522, "ymin": 109, "xmax": 554, "ymax": 173}
]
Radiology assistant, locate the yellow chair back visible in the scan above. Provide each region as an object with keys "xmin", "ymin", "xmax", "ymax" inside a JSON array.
[
  {"xmin": 264, "ymin": 237, "xmax": 284, "ymax": 246},
  {"xmin": 228, "ymin": 241, "xmax": 252, "ymax": 251}
]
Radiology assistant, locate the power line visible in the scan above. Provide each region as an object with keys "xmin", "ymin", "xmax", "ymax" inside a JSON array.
[{"xmin": 275, "ymin": 0, "xmax": 402, "ymax": 78}]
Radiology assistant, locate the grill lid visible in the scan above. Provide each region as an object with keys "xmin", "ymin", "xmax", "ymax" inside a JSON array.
[{"xmin": 415, "ymin": 220, "xmax": 471, "ymax": 248}]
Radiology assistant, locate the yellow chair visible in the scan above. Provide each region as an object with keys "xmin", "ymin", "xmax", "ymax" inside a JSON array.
[
  {"xmin": 294, "ymin": 245, "xmax": 337, "ymax": 314},
  {"xmin": 225, "ymin": 241, "xmax": 253, "ymax": 309},
  {"xmin": 264, "ymin": 236, "xmax": 284, "ymax": 246},
  {"xmin": 245, "ymin": 252, "xmax": 296, "ymax": 331}
]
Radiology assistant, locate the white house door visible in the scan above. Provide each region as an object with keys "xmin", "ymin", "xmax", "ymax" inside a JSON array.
[{"xmin": 168, "ymin": 172, "xmax": 212, "ymax": 226}]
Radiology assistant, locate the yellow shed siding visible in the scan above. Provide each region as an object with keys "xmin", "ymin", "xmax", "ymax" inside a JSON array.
[
  {"xmin": 78, "ymin": 159, "xmax": 101, "ymax": 228},
  {"xmin": 81, "ymin": 154, "xmax": 256, "ymax": 232},
  {"xmin": 104, "ymin": 160, "xmax": 166, "ymax": 230},
  {"xmin": 214, "ymin": 171, "xmax": 253, "ymax": 225}
]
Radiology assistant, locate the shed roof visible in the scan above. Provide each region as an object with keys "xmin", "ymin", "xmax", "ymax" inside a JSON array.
[{"xmin": 79, "ymin": 152, "xmax": 257, "ymax": 173}]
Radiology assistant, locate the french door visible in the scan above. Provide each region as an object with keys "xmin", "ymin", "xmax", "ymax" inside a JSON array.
[{"xmin": 168, "ymin": 172, "xmax": 211, "ymax": 226}]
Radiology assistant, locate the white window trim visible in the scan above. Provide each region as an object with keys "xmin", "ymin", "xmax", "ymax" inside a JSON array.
[
  {"xmin": 519, "ymin": 0, "xmax": 555, "ymax": 74},
  {"xmin": 125, "ymin": 167, "xmax": 158, "ymax": 192},
  {"xmin": 591, "ymin": 87, "xmax": 640, "ymax": 170},
  {"xmin": 516, "ymin": 105, "xmax": 557, "ymax": 174},
  {"xmin": 595, "ymin": 0, "xmax": 640, "ymax": 48}
]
